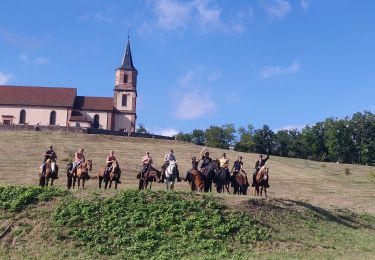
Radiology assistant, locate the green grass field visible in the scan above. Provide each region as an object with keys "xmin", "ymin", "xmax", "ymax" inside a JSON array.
[{"xmin": 1, "ymin": 130, "xmax": 375, "ymax": 259}]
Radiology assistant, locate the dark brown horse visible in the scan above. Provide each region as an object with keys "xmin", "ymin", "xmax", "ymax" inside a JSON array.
[
  {"xmin": 95, "ymin": 160, "xmax": 121, "ymax": 190},
  {"xmin": 39, "ymin": 159, "xmax": 58, "ymax": 187},
  {"xmin": 231, "ymin": 171, "xmax": 249, "ymax": 195},
  {"xmin": 138, "ymin": 166, "xmax": 162, "ymax": 190},
  {"xmin": 254, "ymin": 166, "xmax": 269, "ymax": 197}
]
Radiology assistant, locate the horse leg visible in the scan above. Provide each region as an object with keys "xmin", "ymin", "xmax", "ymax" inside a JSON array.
[
  {"xmin": 109, "ymin": 180, "xmax": 112, "ymax": 189},
  {"xmin": 67, "ymin": 176, "xmax": 72, "ymax": 190},
  {"xmin": 104, "ymin": 180, "xmax": 108, "ymax": 190},
  {"xmin": 115, "ymin": 181, "xmax": 118, "ymax": 190},
  {"xmin": 264, "ymin": 187, "xmax": 267, "ymax": 198},
  {"xmin": 72, "ymin": 177, "xmax": 76, "ymax": 189},
  {"xmin": 99, "ymin": 177, "xmax": 102, "ymax": 189},
  {"xmin": 149, "ymin": 181, "xmax": 152, "ymax": 190},
  {"xmin": 82, "ymin": 179, "xmax": 85, "ymax": 189}
]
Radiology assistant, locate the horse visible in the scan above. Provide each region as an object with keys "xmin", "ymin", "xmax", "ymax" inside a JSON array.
[
  {"xmin": 39, "ymin": 159, "xmax": 58, "ymax": 187},
  {"xmin": 164, "ymin": 161, "xmax": 178, "ymax": 191},
  {"xmin": 138, "ymin": 166, "xmax": 162, "ymax": 190},
  {"xmin": 215, "ymin": 167, "xmax": 231, "ymax": 194},
  {"xmin": 231, "ymin": 171, "xmax": 249, "ymax": 195},
  {"xmin": 95, "ymin": 160, "xmax": 122, "ymax": 190},
  {"xmin": 201, "ymin": 160, "xmax": 219, "ymax": 192},
  {"xmin": 184, "ymin": 169, "xmax": 204, "ymax": 192},
  {"xmin": 254, "ymin": 166, "xmax": 269, "ymax": 197},
  {"xmin": 66, "ymin": 160, "xmax": 93, "ymax": 189}
]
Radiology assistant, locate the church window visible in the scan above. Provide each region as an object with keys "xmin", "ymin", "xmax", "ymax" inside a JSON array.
[
  {"xmin": 122, "ymin": 94, "xmax": 128, "ymax": 106},
  {"xmin": 19, "ymin": 109, "xmax": 26, "ymax": 124},
  {"xmin": 93, "ymin": 114, "xmax": 100, "ymax": 128},
  {"xmin": 123, "ymin": 74, "xmax": 128, "ymax": 83},
  {"xmin": 50, "ymin": 111, "xmax": 56, "ymax": 125}
]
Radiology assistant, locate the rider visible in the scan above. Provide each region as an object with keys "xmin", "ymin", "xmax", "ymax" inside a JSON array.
[
  {"xmin": 41, "ymin": 145, "xmax": 58, "ymax": 178},
  {"xmin": 252, "ymin": 152, "xmax": 270, "ymax": 187},
  {"xmin": 200, "ymin": 151, "xmax": 212, "ymax": 171},
  {"xmin": 219, "ymin": 153, "xmax": 230, "ymax": 180},
  {"xmin": 185, "ymin": 154, "xmax": 200, "ymax": 188},
  {"xmin": 140, "ymin": 151, "xmax": 153, "ymax": 177},
  {"xmin": 163, "ymin": 149, "xmax": 181, "ymax": 182},
  {"xmin": 232, "ymin": 156, "xmax": 248, "ymax": 185},
  {"xmin": 104, "ymin": 150, "xmax": 120, "ymax": 181},
  {"xmin": 71, "ymin": 148, "xmax": 85, "ymax": 175}
]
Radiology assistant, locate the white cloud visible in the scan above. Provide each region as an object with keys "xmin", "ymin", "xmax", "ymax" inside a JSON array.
[
  {"xmin": 34, "ymin": 57, "xmax": 49, "ymax": 65},
  {"xmin": 0, "ymin": 72, "xmax": 12, "ymax": 84},
  {"xmin": 265, "ymin": 0, "xmax": 291, "ymax": 19},
  {"xmin": 276, "ymin": 124, "xmax": 306, "ymax": 131},
  {"xmin": 19, "ymin": 53, "xmax": 29, "ymax": 63},
  {"xmin": 300, "ymin": 0, "xmax": 310, "ymax": 10},
  {"xmin": 160, "ymin": 128, "xmax": 179, "ymax": 137},
  {"xmin": 154, "ymin": 0, "xmax": 192, "ymax": 30},
  {"xmin": 152, "ymin": 0, "xmax": 244, "ymax": 33},
  {"xmin": 175, "ymin": 90, "xmax": 216, "ymax": 120},
  {"xmin": 260, "ymin": 60, "xmax": 300, "ymax": 78}
]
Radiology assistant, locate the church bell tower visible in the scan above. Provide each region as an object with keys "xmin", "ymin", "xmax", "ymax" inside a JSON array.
[{"xmin": 113, "ymin": 38, "xmax": 137, "ymax": 132}]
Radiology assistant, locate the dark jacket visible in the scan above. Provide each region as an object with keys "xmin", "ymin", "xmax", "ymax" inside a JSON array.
[{"xmin": 254, "ymin": 154, "xmax": 269, "ymax": 170}]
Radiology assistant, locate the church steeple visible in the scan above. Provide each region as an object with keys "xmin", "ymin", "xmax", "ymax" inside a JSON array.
[{"xmin": 119, "ymin": 39, "xmax": 136, "ymax": 71}]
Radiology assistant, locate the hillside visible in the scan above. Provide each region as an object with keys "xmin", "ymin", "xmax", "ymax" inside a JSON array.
[{"xmin": 0, "ymin": 130, "xmax": 374, "ymax": 213}]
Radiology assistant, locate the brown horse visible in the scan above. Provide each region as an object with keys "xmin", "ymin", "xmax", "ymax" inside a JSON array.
[
  {"xmin": 138, "ymin": 166, "xmax": 162, "ymax": 190},
  {"xmin": 254, "ymin": 166, "xmax": 269, "ymax": 197},
  {"xmin": 66, "ymin": 160, "xmax": 93, "ymax": 189},
  {"xmin": 39, "ymin": 159, "xmax": 58, "ymax": 187},
  {"xmin": 185, "ymin": 169, "xmax": 204, "ymax": 192},
  {"xmin": 95, "ymin": 160, "xmax": 122, "ymax": 190},
  {"xmin": 232, "ymin": 171, "xmax": 249, "ymax": 195}
]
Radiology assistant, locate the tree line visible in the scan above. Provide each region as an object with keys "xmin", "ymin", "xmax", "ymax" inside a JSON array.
[{"xmin": 137, "ymin": 111, "xmax": 375, "ymax": 165}]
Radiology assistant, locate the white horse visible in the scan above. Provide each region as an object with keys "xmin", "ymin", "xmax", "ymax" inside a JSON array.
[{"xmin": 164, "ymin": 160, "xmax": 177, "ymax": 190}]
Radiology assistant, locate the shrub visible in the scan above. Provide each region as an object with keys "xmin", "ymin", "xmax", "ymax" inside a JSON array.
[
  {"xmin": 53, "ymin": 190, "xmax": 269, "ymax": 258},
  {"xmin": 0, "ymin": 186, "xmax": 67, "ymax": 212},
  {"xmin": 345, "ymin": 168, "xmax": 351, "ymax": 176}
]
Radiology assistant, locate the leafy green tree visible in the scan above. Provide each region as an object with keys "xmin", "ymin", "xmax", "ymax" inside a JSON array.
[
  {"xmin": 175, "ymin": 132, "xmax": 192, "ymax": 142},
  {"xmin": 253, "ymin": 125, "xmax": 274, "ymax": 154},
  {"xmin": 235, "ymin": 125, "xmax": 255, "ymax": 152},
  {"xmin": 191, "ymin": 129, "xmax": 205, "ymax": 145},
  {"xmin": 205, "ymin": 124, "xmax": 236, "ymax": 149},
  {"xmin": 136, "ymin": 123, "xmax": 149, "ymax": 134}
]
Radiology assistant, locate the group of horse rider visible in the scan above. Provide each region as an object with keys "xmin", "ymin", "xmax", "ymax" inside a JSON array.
[{"xmin": 40, "ymin": 145, "xmax": 270, "ymax": 189}]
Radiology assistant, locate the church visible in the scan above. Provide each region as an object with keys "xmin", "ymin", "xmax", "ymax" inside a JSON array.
[{"xmin": 0, "ymin": 40, "xmax": 138, "ymax": 132}]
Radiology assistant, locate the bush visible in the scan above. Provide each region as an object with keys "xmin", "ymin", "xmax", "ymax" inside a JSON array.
[
  {"xmin": 345, "ymin": 168, "xmax": 351, "ymax": 176},
  {"xmin": 0, "ymin": 186, "xmax": 67, "ymax": 212},
  {"xmin": 53, "ymin": 190, "xmax": 269, "ymax": 258}
]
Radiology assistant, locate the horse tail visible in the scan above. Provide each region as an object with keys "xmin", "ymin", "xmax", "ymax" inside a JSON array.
[{"xmin": 90, "ymin": 176, "xmax": 99, "ymax": 181}]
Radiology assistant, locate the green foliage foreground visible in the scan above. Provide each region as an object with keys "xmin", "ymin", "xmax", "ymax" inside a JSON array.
[
  {"xmin": 53, "ymin": 190, "xmax": 269, "ymax": 259},
  {"xmin": 0, "ymin": 186, "xmax": 66, "ymax": 212}
]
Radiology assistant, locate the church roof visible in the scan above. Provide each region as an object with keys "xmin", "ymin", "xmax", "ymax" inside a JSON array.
[
  {"xmin": 73, "ymin": 96, "xmax": 113, "ymax": 111},
  {"xmin": 69, "ymin": 110, "xmax": 91, "ymax": 122},
  {"xmin": 119, "ymin": 40, "xmax": 136, "ymax": 71},
  {"xmin": 0, "ymin": 85, "xmax": 76, "ymax": 108}
]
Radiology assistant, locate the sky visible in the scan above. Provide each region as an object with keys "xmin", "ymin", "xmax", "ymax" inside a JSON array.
[{"xmin": 1, "ymin": 0, "xmax": 375, "ymax": 136}]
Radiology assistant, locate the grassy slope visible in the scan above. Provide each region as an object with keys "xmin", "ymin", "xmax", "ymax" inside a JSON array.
[
  {"xmin": 0, "ymin": 130, "xmax": 374, "ymax": 213},
  {"xmin": 1, "ymin": 130, "xmax": 375, "ymax": 259},
  {"xmin": 1, "ymin": 188, "xmax": 374, "ymax": 259}
]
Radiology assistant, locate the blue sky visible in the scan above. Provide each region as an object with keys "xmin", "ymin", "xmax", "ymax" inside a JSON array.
[{"xmin": 1, "ymin": 0, "xmax": 375, "ymax": 136}]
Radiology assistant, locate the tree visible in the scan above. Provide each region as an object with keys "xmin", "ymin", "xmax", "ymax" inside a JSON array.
[
  {"xmin": 136, "ymin": 123, "xmax": 149, "ymax": 134},
  {"xmin": 235, "ymin": 125, "xmax": 255, "ymax": 152},
  {"xmin": 191, "ymin": 129, "xmax": 205, "ymax": 145},
  {"xmin": 205, "ymin": 124, "xmax": 236, "ymax": 149},
  {"xmin": 175, "ymin": 132, "xmax": 192, "ymax": 142},
  {"xmin": 253, "ymin": 125, "xmax": 274, "ymax": 154}
]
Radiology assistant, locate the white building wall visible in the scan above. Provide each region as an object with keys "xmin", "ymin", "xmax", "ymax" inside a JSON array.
[
  {"xmin": 0, "ymin": 106, "xmax": 68, "ymax": 126},
  {"xmin": 79, "ymin": 110, "xmax": 109, "ymax": 129},
  {"xmin": 115, "ymin": 92, "xmax": 136, "ymax": 111},
  {"xmin": 114, "ymin": 114, "xmax": 132, "ymax": 131}
]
